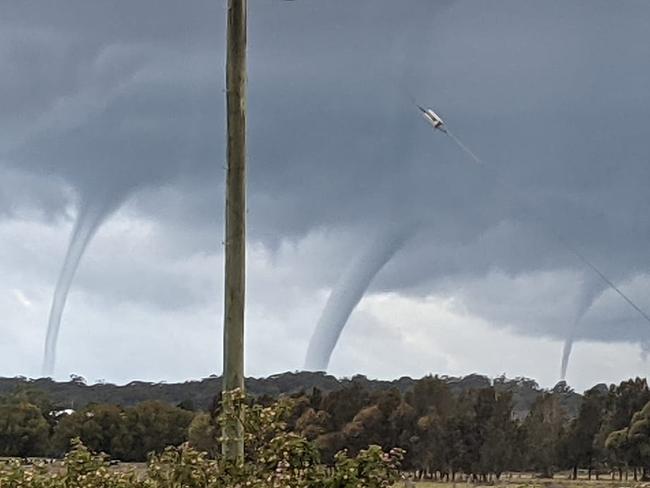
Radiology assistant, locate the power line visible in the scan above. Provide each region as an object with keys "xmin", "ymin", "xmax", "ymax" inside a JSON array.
[{"xmin": 416, "ymin": 102, "xmax": 650, "ymax": 328}]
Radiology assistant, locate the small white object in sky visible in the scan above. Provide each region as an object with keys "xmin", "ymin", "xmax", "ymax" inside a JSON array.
[
  {"xmin": 417, "ymin": 105, "xmax": 447, "ymax": 133},
  {"xmin": 12, "ymin": 289, "xmax": 32, "ymax": 308},
  {"xmin": 415, "ymin": 102, "xmax": 482, "ymax": 164}
]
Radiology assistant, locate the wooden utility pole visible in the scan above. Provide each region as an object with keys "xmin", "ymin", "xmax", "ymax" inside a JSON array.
[{"xmin": 222, "ymin": 0, "xmax": 247, "ymax": 461}]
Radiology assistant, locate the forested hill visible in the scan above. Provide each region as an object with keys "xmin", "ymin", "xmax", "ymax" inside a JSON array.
[{"xmin": 0, "ymin": 372, "xmax": 585, "ymax": 418}]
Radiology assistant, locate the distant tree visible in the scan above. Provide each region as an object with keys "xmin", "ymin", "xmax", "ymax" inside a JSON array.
[
  {"xmin": 342, "ymin": 405, "xmax": 386, "ymax": 455},
  {"xmin": 388, "ymin": 401, "xmax": 417, "ymax": 469},
  {"xmin": 188, "ymin": 411, "xmax": 218, "ymax": 456},
  {"xmin": 314, "ymin": 431, "xmax": 347, "ymax": 463},
  {"xmin": 603, "ymin": 399, "xmax": 650, "ymax": 480},
  {"xmin": 69, "ymin": 374, "xmax": 87, "ymax": 385},
  {"xmin": 595, "ymin": 378, "xmax": 650, "ymax": 479},
  {"xmin": 177, "ymin": 399, "xmax": 195, "ymax": 411},
  {"xmin": 121, "ymin": 401, "xmax": 194, "ymax": 461},
  {"xmin": 446, "ymin": 402, "xmax": 478, "ymax": 478},
  {"xmin": 6, "ymin": 386, "xmax": 60, "ymax": 430},
  {"xmin": 508, "ymin": 421, "xmax": 529, "ymax": 472},
  {"xmin": 299, "ymin": 407, "xmax": 333, "ymax": 440},
  {"xmin": 320, "ymin": 384, "xmax": 370, "ymax": 430},
  {"xmin": 285, "ymin": 394, "xmax": 312, "ymax": 429},
  {"xmin": 412, "ymin": 410, "xmax": 446, "ymax": 477},
  {"xmin": 52, "ymin": 401, "xmax": 193, "ymax": 461},
  {"xmin": 523, "ymin": 392, "xmax": 566, "ymax": 477},
  {"xmin": 4, "ymin": 371, "xmax": 640, "ymax": 468},
  {"xmin": 552, "ymin": 380, "xmax": 573, "ymax": 395},
  {"xmin": 375, "ymin": 388, "xmax": 401, "ymax": 418},
  {"xmin": 564, "ymin": 386, "xmax": 607, "ymax": 479},
  {"xmin": 403, "ymin": 375, "xmax": 461, "ymax": 477},
  {"xmin": 605, "ymin": 378, "xmax": 650, "ymax": 432},
  {"xmin": 605, "ymin": 428, "xmax": 631, "ymax": 480},
  {"xmin": 475, "ymin": 388, "xmax": 516, "ymax": 479},
  {"xmin": 0, "ymin": 401, "xmax": 49, "ymax": 456},
  {"xmin": 52, "ymin": 403, "xmax": 128, "ymax": 457},
  {"xmin": 308, "ymin": 387, "xmax": 323, "ymax": 410},
  {"xmin": 406, "ymin": 375, "xmax": 453, "ymax": 418},
  {"xmin": 9, "ymin": 386, "xmax": 56, "ymax": 413},
  {"xmin": 624, "ymin": 400, "xmax": 650, "ymax": 479}
]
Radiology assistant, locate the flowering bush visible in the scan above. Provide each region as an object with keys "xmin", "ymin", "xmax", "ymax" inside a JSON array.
[{"xmin": 0, "ymin": 393, "xmax": 404, "ymax": 487}]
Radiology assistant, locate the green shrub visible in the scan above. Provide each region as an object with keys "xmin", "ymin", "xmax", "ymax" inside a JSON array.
[{"xmin": 0, "ymin": 392, "xmax": 404, "ymax": 487}]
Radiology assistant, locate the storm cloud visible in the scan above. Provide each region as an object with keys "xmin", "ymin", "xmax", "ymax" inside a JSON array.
[{"xmin": 1, "ymin": 0, "xmax": 649, "ymax": 384}]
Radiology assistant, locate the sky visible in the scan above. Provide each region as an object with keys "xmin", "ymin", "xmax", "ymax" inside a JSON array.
[{"xmin": 1, "ymin": 0, "xmax": 650, "ymax": 392}]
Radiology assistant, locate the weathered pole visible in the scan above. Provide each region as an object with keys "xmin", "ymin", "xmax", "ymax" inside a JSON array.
[{"xmin": 222, "ymin": 0, "xmax": 247, "ymax": 461}]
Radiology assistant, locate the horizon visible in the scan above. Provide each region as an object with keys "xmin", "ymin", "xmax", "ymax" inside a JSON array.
[{"xmin": 1, "ymin": 367, "xmax": 637, "ymax": 394}]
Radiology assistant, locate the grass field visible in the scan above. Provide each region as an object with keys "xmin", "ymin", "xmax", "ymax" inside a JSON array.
[
  {"xmin": 405, "ymin": 479, "xmax": 650, "ymax": 488},
  {"xmin": 6, "ymin": 460, "xmax": 650, "ymax": 488}
]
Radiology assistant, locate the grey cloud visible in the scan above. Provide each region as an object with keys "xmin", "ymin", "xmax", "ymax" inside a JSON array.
[{"xmin": 1, "ymin": 0, "xmax": 650, "ymax": 368}]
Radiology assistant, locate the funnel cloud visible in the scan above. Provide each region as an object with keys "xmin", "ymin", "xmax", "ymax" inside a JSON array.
[
  {"xmin": 42, "ymin": 190, "xmax": 126, "ymax": 376},
  {"xmin": 560, "ymin": 274, "xmax": 607, "ymax": 380},
  {"xmin": 305, "ymin": 223, "xmax": 416, "ymax": 371}
]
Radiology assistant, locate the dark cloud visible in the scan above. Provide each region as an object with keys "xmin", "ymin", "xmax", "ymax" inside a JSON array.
[{"xmin": 1, "ymin": 0, "xmax": 650, "ymax": 355}]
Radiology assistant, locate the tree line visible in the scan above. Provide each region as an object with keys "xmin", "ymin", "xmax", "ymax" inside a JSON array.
[
  {"xmin": 0, "ymin": 395, "xmax": 404, "ymax": 488},
  {"xmin": 3, "ymin": 375, "xmax": 650, "ymax": 480}
]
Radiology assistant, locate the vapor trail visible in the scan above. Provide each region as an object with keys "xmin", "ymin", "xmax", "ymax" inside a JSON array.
[
  {"xmin": 560, "ymin": 275, "xmax": 606, "ymax": 379},
  {"xmin": 42, "ymin": 192, "xmax": 121, "ymax": 376},
  {"xmin": 304, "ymin": 224, "xmax": 416, "ymax": 371},
  {"xmin": 446, "ymin": 130, "xmax": 482, "ymax": 166}
]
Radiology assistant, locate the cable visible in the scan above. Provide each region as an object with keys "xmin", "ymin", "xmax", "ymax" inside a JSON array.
[{"xmin": 417, "ymin": 103, "xmax": 650, "ymax": 327}]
